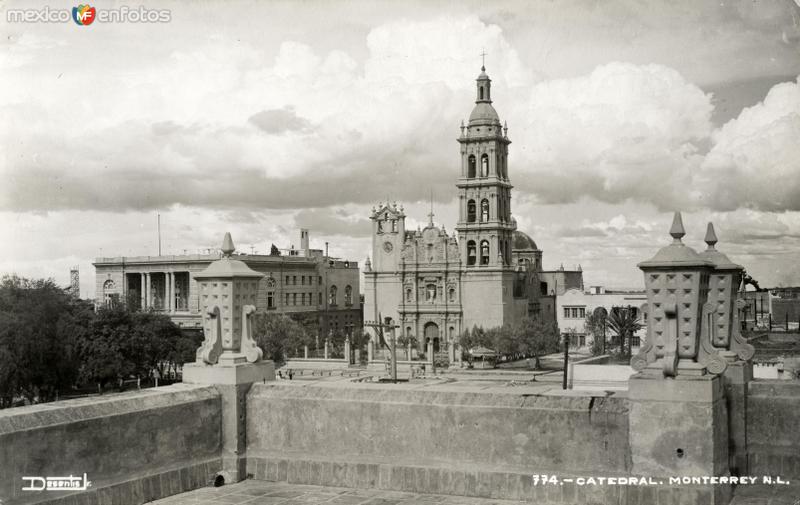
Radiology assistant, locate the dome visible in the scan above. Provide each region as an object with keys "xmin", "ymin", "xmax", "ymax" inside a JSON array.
[
  {"xmin": 468, "ymin": 102, "xmax": 500, "ymax": 125},
  {"xmin": 512, "ymin": 231, "xmax": 538, "ymax": 250}
]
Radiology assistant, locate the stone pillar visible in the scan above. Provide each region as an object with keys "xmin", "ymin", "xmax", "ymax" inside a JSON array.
[
  {"xmin": 448, "ymin": 341, "xmax": 455, "ymax": 363},
  {"xmin": 324, "ymin": 340, "xmax": 329, "ymax": 360},
  {"xmin": 182, "ymin": 232, "xmax": 275, "ymax": 483},
  {"xmin": 627, "ymin": 213, "xmax": 732, "ymax": 504},
  {"xmin": 344, "ymin": 338, "xmax": 351, "ymax": 365},
  {"xmin": 367, "ymin": 337, "xmax": 374, "ymax": 362},
  {"xmin": 427, "ymin": 340, "xmax": 434, "ymax": 365},
  {"xmin": 304, "ymin": 345, "xmax": 308, "ymax": 359},
  {"xmin": 140, "ymin": 272, "xmax": 146, "ymax": 310}
]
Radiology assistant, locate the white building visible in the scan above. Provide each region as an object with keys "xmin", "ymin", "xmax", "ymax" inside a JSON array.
[{"xmin": 557, "ymin": 286, "xmax": 647, "ymax": 350}]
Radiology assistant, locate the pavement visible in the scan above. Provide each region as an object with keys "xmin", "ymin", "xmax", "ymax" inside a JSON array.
[
  {"xmin": 146, "ymin": 480, "xmax": 538, "ymax": 505},
  {"xmin": 146, "ymin": 479, "xmax": 800, "ymax": 505}
]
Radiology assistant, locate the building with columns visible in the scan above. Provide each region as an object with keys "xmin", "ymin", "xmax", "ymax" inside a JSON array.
[
  {"xmin": 363, "ymin": 66, "xmax": 560, "ymax": 353},
  {"xmin": 93, "ymin": 229, "xmax": 361, "ymax": 338}
]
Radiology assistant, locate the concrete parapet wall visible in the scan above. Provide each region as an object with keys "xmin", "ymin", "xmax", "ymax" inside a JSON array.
[
  {"xmin": 246, "ymin": 382, "xmax": 630, "ymax": 479},
  {"xmin": 746, "ymin": 380, "xmax": 800, "ymax": 480},
  {"xmin": 0, "ymin": 384, "xmax": 222, "ymax": 505}
]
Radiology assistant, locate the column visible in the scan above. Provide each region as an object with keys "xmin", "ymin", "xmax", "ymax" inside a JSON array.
[
  {"xmin": 344, "ymin": 338, "xmax": 351, "ymax": 365},
  {"xmin": 367, "ymin": 337, "xmax": 374, "ymax": 362},
  {"xmin": 140, "ymin": 273, "xmax": 146, "ymax": 310},
  {"xmin": 145, "ymin": 273, "xmax": 151, "ymax": 309},
  {"xmin": 324, "ymin": 340, "xmax": 329, "ymax": 360},
  {"xmin": 168, "ymin": 272, "xmax": 175, "ymax": 313}
]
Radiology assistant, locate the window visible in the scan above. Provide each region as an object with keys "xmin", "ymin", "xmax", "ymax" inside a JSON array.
[
  {"xmin": 319, "ymin": 276, "xmax": 322, "ymax": 284},
  {"xmin": 345, "ymin": 285, "xmax": 353, "ymax": 306},
  {"xmin": 467, "ymin": 200, "xmax": 476, "ymax": 223},
  {"xmin": 426, "ymin": 283, "xmax": 437, "ymax": 302},
  {"xmin": 480, "ymin": 199, "xmax": 489, "ymax": 222},
  {"xmin": 468, "ymin": 155, "xmax": 476, "ymax": 178},
  {"xmin": 103, "ymin": 279, "xmax": 116, "ymax": 308},
  {"xmin": 285, "ymin": 293, "xmax": 290, "ymax": 305},
  {"xmin": 392, "ymin": 220, "xmax": 397, "ymax": 233},
  {"xmin": 564, "ymin": 306, "xmax": 586, "ymax": 319},
  {"xmin": 563, "ymin": 307, "xmax": 570, "ymax": 318},
  {"xmin": 448, "ymin": 288, "xmax": 456, "ymax": 302},
  {"xmin": 292, "ymin": 293, "xmax": 297, "ymax": 306},
  {"xmin": 377, "ymin": 220, "xmax": 383, "ymax": 233},
  {"xmin": 319, "ymin": 292, "xmax": 322, "ymax": 305},
  {"xmin": 329, "ymin": 285, "xmax": 337, "ymax": 305},
  {"xmin": 300, "ymin": 293, "xmax": 305, "ymax": 305},
  {"xmin": 267, "ymin": 292, "xmax": 275, "ymax": 309},
  {"xmin": 292, "ymin": 275, "xmax": 297, "ymax": 285},
  {"xmin": 467, "ymin": 241, "xmax": 477, "ymax": 266},
  {"xmin": 480, "ymin": 240, "xmax": 490, "ymax": 265},
  {"xmin": 301, "ymin": 276, "xmax": 305, "ymax": 285},
  {"xmin": 285, "ymin": 275, "xmax": 290, "ymax": 285},
  {"xmin": 480, "ymin": 154, "xmax": 489, "ymax": 177},
  {"xmin": 406, "ymin": 288, "xmax": 413, "ymax": 302}
]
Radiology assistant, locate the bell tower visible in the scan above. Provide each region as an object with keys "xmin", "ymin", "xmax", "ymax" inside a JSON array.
[{"xmin": 455, "ymin": 66, "xmax": 516, "ymax": 269}]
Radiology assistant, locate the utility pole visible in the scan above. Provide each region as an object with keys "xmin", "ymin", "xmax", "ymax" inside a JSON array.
[{"xmin": 562, "ymin": 334, "xmax": 570, "ymax": 390}]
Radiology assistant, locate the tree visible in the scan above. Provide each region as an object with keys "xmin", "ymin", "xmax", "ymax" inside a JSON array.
[
  {"xmin": 584, "ymin": 309, "xmax": 608, "ymax": 356},
  {"xmin": 512, "ymin": 317, "xmax": 560, "ymax": 369},
  {"xmin": 606, "ymin": 307, "xmax": 643, "ymax": 359},
  {"xmin": 0, "ymin": 275, "xmax": 89, "ymax": 407},
  {"xmin": 252, "ymin": 312, "xmax": 313, "ymax": 363}
]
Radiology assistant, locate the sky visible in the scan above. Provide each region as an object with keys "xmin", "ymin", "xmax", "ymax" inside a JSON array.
[{"xmin": 1, "ymin": 0, "xmax": 799, "ymax": 298}]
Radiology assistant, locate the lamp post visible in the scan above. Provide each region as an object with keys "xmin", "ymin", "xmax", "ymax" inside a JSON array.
[{"xmin": 364, "ymin": 315, "xmax": 400, "ymax": 383}]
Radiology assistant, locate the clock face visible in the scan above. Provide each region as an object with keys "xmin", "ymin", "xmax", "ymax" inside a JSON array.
[{"xmin": 383, "ymin": 241, "xmax": 394, "ymax": 253}]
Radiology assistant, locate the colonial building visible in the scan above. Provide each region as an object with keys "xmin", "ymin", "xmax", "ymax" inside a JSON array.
[
  {"xmin": 557, "ymin": 286, "xmax": 647, "ymax": 350},
  {"xmin": 363, "ymin": 66, "xmax": 559, "ymax": 352},
  {"xmin": 93, "ymin": 230, "xmax": 361, "ymax": 338}
]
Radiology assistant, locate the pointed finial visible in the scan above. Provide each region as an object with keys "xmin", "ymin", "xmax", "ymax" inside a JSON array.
[
  {"xmin": 705, "ymin": 222, "xmax": 718, "ymax": 249},
  {"xmin": 221, "ymin": 232, "xmax": 235, "ymax": 257},
  {"xmin": 669, "ymin": 212, "xmax": 685, "ymax": 242}
]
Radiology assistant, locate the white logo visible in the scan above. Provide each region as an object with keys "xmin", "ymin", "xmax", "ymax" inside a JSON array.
[{"xmin": 22, "ymin": 474, "xmax": 92, "ymax": 491}]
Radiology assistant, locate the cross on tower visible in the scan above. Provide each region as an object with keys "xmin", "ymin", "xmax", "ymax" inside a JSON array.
[
  {"xmin": 480, "ymin": 49, "xmax": 487, "ymax": 69},
  {"xmin": 428, "ymin": 189, "xmax": 435, "ymax": 226}
]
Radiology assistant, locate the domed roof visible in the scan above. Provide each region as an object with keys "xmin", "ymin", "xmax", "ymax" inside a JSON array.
[
  {"xmin": 469, "ymin": 102, "xmax": 500, "ymax": 125},
  {"xmin": 512, "ymin": 230, "xmax": 538, "ymax": 250},
  {"xmin": 638, "ymin": 213, "xmax": 713, "ymax": 269}
]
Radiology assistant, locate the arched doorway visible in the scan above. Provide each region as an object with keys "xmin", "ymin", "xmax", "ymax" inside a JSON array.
[{"xmin": 424, "ymin": 322, "xmax": 440, "ymax": 352}]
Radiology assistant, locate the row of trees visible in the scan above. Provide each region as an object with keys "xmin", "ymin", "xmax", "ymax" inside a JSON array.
[
  {"xmin": 0, "ymin": 275, "xmax": 200, "ymax": 408},
  {"xmin": 459, "ymin": 317, "xmax": 561, "ymax": 369}
]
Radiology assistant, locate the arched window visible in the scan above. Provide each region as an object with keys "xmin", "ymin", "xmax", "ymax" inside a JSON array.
[
  {"xmin": 467, "ymin": 155, "xmax": 476, "ymax": 178},
  {"xmin": 448, "ymin": 287, "xmax": 456, "ymax": 302},
  {"xmin": 103, "ymin": 279, "xmax": 116, "ymax": 308},
  {"xmin": 480, "ymin": 154, "xmax": 489, "ymax": 177},
  {"xmin": 467, "ymin": 200, "xmax": 476, "ymax": 223},
  {"xmin": 467, "ymin": 241, "xmax": 477, "ymax": 266},
  {"xmin": 329, "ymin": 285, "xmax": 337, "ymax": 306},
  {"xmin": 479, "ymin": 87, "xmax": 484, "ymax": 100},
  {"xmin": 405, "ymin": 288, "xmax": 413, "ymax": 302},
  {"xmin": 391, "ymin": 220, "xmax": 397, "ymax": 233},
  {"xmin": 480, "ymin": 199, "xmax": 489, "ymax": 222},
  {"xmin": 344, "ymin": 285, "xmax": 353, "ymax": 306},
  {"xmin": 480, "ymin": 240, "xmax": 490, "ymax": 265}
]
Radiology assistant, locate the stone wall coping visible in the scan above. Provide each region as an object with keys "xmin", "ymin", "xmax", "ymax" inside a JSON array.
[
  {"xmin": 248, "ymin": 382, "xmax": 627, "ymax": 412},
  {"xmin": 0, "ymin": 383, "xmax": 219, "ymax": 434}
]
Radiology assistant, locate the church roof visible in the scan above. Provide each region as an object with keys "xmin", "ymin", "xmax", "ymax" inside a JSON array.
[{"xmin": 512, "ymin": 230, "xmax": 538, "ymax": 251}]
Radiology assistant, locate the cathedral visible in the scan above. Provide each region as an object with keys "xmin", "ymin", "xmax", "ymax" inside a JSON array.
[{"xmin": 363, "ymin": 65, "xmax": 554, "ymax": 352}]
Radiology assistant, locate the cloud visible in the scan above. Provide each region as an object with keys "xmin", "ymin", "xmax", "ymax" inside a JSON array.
[
  {"xmin": 248, "ymin": 106, "xmax": 314, "ymax": 134},
  {"xmin": 510, "ymin": 62, "xmax": 713, "ymax": 209},
  {"xmin": 693, "ymin": 77, "xmax": 800, "ymax": 211},
  {"xmin": 294, "ymin": 208, "xmax": 372, "ymax": 237}
]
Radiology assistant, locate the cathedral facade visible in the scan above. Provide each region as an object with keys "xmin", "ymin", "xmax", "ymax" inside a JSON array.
[{"xmin": 363, "ymin": 66, "xmax": 549, "ymax": 352}]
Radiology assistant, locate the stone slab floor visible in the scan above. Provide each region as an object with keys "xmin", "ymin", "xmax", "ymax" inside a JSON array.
[
  {"xmin": 146, "ymin": 479, "xmax": 799, "ymax": 505},
  {"xmin": 145, "ymin": 480, "xmax": 541, "ymax": 505}
]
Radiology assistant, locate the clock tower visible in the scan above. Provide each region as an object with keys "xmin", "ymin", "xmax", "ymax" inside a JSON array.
[{"xmin": 369, "ymin": 202, "xmax": 406, "ymax": 272}]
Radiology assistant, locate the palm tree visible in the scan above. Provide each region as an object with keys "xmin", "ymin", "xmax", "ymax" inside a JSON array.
[{"xmin": 606, "ymin": 306, "xmax": 643, "ymax": 358}]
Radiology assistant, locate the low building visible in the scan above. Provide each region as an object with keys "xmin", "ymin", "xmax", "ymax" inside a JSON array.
[
  {"xmin": 93, "ymin": 229, "xmax": 361, "ymax": 338},
  {"xmin": 556, "ymin": 286, "xmax": 647, "ymax": 350}
]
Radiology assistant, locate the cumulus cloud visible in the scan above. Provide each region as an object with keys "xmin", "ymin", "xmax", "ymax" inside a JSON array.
[
  {"xmin": 693, "ymin": 77, "xmax": 800, "ymax": 211},
  {"xmin": 249, "ymin": 107, "xmax": 314, "ymax": 134},
  {"xmin": 510, "ymin": 62, "xmax": 713, "ymax": 209}
]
